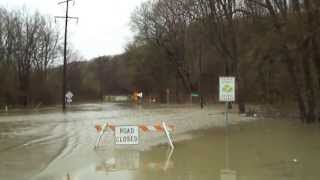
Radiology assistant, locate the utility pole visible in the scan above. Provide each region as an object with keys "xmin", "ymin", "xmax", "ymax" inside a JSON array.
[
  {"xmin": 55, "ymin": 0, "xmax": 78, "ymax": 111},
  {"xmin": 199, "ymin": 40, "xmax": 204, "ymax": 109}
]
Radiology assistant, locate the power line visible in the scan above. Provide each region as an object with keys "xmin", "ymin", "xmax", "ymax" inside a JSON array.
[{"xmin": 55, "ymin": 0, "xmax": 78, "ymax": 111}]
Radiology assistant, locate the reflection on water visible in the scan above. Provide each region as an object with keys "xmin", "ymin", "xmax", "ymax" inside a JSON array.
[
  {"xmin": 221, "ymin": 116, "xmax": 237, "ymax": 180},
  {"xmin": 96, "ymin": 150, "xmax": 140, "ymax": 172},
  {"xmin": 220, "ymin": 169, "xmax": 236, "ymax": 180},
  {"xmin": 163, "ymin": 148, "xmax": 174, "ymax": 171},
  {"xmin": 95, "ymin": 148, "xmax": 174, "ymax": 173}
]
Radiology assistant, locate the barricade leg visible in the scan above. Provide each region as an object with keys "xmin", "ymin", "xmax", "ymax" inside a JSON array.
[
  {"xmin": 162, "ymin": 121, "xmax": 174, "ymax": 149},
  {"xmin": 95, "ymin": 123, "xmax": 108, "ymax": 149}
]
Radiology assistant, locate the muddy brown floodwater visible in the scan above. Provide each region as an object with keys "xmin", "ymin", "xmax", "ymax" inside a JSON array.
[{"xmin": 0, "ymin": 103, "xmax": 320, "ymax": 180}]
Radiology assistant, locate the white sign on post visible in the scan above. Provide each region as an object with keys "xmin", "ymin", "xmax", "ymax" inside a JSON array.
[
  {"xmin": 65, "ymin": 91, "xmax": 74, "ymax": 104},
  {"xmin": 115, "ymin": 126, "xmax": 139, "ymax": 145},
  {"xmin": 219, "ymin": 77, "xmax": 235, "ymax": 102}
]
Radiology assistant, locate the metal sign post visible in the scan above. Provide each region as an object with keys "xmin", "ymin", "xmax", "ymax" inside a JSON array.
[
  {"xmin": 225, "ymin": 102, "xmax": 228, "ymax": 128},
  {"xmin": 219, "ymin": 76, "xmax": 235, "ymax": 174},
  {"xmin": 219, "ymin": 77, "xmax": 235, "ymax": 169}
]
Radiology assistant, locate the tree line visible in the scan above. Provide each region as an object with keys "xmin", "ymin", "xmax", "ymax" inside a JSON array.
[
  {"xmin": 1, "ymin": 1, "xmax": 320, "ymax": 123},
  {"xmin": 124, "ymin": 0, "xmax": 320, "ymax": 123},
  {"xmin": 0, "ymin": 7, "xmax": 60, "ymax": 107}
]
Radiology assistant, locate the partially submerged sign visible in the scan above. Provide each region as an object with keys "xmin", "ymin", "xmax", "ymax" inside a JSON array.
[
  {"xmin": 104, "ymin": 95, "xmax": 129, "ymax": 102},
  {"xmin": 191, "ymin": 92, "xmax": 199, "ymax": 97},
  {"xmin": 219, "ymin": 77, "xmax": 235, "ymax": 102},
  {"xmin": 137, "ymin": 92, "xmax": 143, "ymax": 98},
  {"xmin": 115, "ymin": 126, "xmax": 139, "ymax": 145}
]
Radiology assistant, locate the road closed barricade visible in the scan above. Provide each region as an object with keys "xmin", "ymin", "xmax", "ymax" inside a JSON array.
[{"xmin": 94, "ymin": 122, "xmax": 175, "ymax": 149}]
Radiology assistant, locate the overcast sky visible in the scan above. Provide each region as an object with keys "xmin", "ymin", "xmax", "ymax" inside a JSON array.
[{"xmin": 0, "ymin": 0, "xmax": 146, "ymax": 59}]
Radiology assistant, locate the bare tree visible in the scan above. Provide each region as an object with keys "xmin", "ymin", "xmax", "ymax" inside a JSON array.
[
  {"xmin": 190, "ymin": 0, "xmax": 248, "ymax": 112},
  {"xmin": 131, "ymin": 0, "xmax": 197, "ymax": 93},
  {"xmin": 244, "ymin": 0, "xmax": 320, "ymax": 122},
  {"xmin": 0, "ymin": 8, "xmax": 61, "ymax": 106},
  {"xmin": 32, "ymin": 16, "xmax": 59, "ymax": 81}
]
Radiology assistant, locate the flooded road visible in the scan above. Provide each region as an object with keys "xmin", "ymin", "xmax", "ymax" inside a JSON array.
[{"xmin": 0, "ymin": 103, "xmax": 320, "ymax": 180}]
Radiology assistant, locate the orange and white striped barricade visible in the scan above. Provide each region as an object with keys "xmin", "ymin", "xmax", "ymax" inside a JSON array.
[{"xmin": 94, "ymin": 122, "xmax": 175, "ymax": 149}]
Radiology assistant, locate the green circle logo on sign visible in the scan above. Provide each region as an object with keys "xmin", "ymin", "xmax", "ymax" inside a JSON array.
[{"xmin": 222, "ymin": 84, "xmax": 233, "ymax": 93}]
